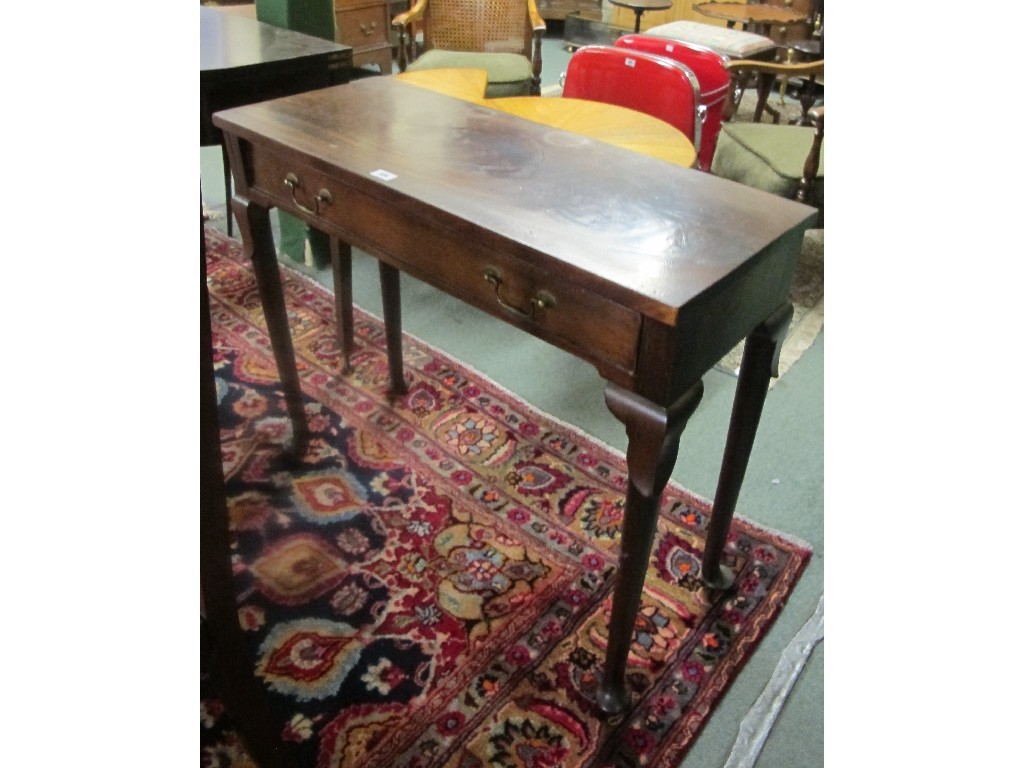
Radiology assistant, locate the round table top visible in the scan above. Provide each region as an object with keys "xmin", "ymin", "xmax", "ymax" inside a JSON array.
[
  {"xmin": 397, "ymin": 69, "xmax": 697, "ymax": 169},
  {"xmin": 694, "ymin": 1, "xmax": 806, "ymax": 26},
  {"xmin": 396, "ymin": 67, "xmax": 490, "ymax": 103},
  {"xmin": 607, "ymin": 0, "xmax": 673, "ymax": 12},
  {"xmin": 489, "ymin": 96, "xmax": 696, "ymax": 169}
]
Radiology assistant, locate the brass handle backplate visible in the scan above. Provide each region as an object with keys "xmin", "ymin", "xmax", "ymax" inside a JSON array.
[
  {"xmin": 283, "ymin": 172, "xmax": 333, "ymax": 216},
  {"xmin": 360, "ymin": 21, "xmax": 377, "ymax": 35},
  {"xmin": 483, "ymin": 267, "xmax": 555, "ymax": 321}
]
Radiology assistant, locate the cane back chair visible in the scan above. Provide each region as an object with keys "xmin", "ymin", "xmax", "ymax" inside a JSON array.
[{"xmin": 393, "ymin": 0, "xmax": 546, "ymax": 97}]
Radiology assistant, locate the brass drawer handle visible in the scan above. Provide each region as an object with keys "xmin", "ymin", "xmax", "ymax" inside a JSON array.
[
  {"xmin": 483, "ymin": 267, "xmax": 556, "ymax": 321},
  {"xmin": 359, "ymin": 21, "xmax": 377, "ymax": 35},
  {"xmin": 283, "ymin": 172, "xmax": 333, "ymax": 216}
]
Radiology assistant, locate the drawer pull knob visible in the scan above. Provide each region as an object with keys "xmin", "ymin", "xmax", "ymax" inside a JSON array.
[
  {"xmin": 483, "ymin": 267, "xmax": 555, "ymax": 321},
  {"xmin": 283, "ymin": 172, "xmax": 333, "ymax": 216},
  {"xmin": 359, "ymin": 21, "xmax": 377, "ymax": 35}
]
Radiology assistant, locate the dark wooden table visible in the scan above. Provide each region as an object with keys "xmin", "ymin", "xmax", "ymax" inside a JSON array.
[
  {"xmin": 200, "ymin": 5, "xmax": 352, "ymax": 233},
  {"xmin": 694, "ymin": 1, "xmax": 807, "ymax": 36},
  {"xmin": 200, "ymin": 5, "xmax": 352, "ymax": 144},
  {"xmin": 213, "ymin": 76, "xmax": 815, "ymax": 722},
  {"xmin": 608, "ymin": 0, "xmax": 673, "ymax": 33}
]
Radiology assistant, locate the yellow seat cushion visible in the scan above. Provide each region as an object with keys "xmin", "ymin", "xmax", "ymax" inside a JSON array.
[{"xmin": 407, "ymin": 50, "xmax": 533, "ymax": 97}]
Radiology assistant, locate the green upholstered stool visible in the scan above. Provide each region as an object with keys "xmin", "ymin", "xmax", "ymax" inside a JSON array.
[
  {"xmin": 711, "ymin": 121, "xmax": 824, "ymax": 210},
  {"xmin": 406, "ymin": 50, "xmax": 534, "ymax": 98}
]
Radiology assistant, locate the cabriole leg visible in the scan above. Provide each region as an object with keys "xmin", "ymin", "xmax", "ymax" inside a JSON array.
[
  {"xmin": 701, "ymin": 304, "xmax": 793, "ymax": 590},
  {"xmin": 598, "ymin": 381, "xmax": 704, "ymax": 715}
]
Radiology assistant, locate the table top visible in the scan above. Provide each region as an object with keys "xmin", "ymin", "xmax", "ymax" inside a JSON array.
[
  {"xmin": 200, "ymin": 5, "xmax": 351, "ymax": 145},
  {"xmin": 200, "ymin": 5, "xmax": 350, "ymax": 80},
  {"xmin": 396, "ymin": 69, "xmax": 697, "ymax": 169},
  {"xmin": 213, "ymin": 77, "xmax": 813, "ymax": 325},
  {"xmin": 694, "ymin": 1, "xmax": 806, "ymax": 26},
  {"xmin": 608, "ymin": 0, "xmax": 673, "ymax": 12}
]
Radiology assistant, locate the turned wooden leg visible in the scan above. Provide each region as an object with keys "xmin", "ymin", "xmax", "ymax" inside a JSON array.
[
  {"xmin": 330, "ymin": 238, "xmax": 354, "ymax": 373},
  {"xmin": 794, "ymin": 75, "xmax": 818, "ymax": 126},
  {"xmin": 231, "ymin": 195, "xmax": 309, "ymax": 454},
  {"xmin": 378, "ymin": 261, "xmax": 407, "ymax": 395},
  {"xmin": 598, "ymin": 381, "xmax": 704, "ymax": 716},
  {"xmin": 701, "ymin": 304, "xmax": 793, "ymax": 590},
  {"xmin": 754, "ymin": 72, "xmax": 781, "ymax": 124}
]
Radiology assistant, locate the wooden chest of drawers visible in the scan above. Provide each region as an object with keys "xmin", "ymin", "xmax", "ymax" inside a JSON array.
[
  {"xmin": 334, "ymin": 0, "xmax": 393, "ymax": 73},
  {"xmin": 536, "ymin": 0, "xmax": 603, "ymax": 21}
]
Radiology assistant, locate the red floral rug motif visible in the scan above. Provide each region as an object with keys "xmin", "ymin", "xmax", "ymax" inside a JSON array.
[{"xmin": 201, "ymin": 227, "xmax": 811, "ymax": 768}]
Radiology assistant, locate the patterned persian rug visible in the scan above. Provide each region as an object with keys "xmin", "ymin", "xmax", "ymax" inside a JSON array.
[{"xmin": 201, "ymin": 227, "xmax": 811, "ymax": 768}]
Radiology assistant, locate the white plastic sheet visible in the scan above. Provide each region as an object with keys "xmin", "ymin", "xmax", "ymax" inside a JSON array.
[{"xmin": 722, "ymin": 594, "xmax": 825, "ymax": 768}]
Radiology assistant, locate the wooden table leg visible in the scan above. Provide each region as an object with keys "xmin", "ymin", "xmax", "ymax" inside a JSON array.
[
  {"xmin": 330, "ymin": 238, "xmax": 354, "ymax": 373},
  {"xmin": 598, "ymin": 381, "xmax": 704, "ymax": 716},
  {"xmin": 232, "ymin": 194, "xmax": 310, "ymax": 453},
  {"xmin": 378, "ymin": 260, "xmax": 408, "ymax": 395},
  {"xmin": 701, "ymin": 304, "xmax": 793, "ymax": 590}
]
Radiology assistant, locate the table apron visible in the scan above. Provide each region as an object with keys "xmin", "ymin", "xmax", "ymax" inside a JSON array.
[{"xmin": 237, "ymin": 137, "xmax": 645, "ymax": 387}]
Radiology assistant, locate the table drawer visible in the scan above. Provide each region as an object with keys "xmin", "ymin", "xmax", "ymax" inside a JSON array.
[
  {"xmin": 245, "ymin": 145, "xmax": 642, "ymax": 377},
  {"xmin": 335, "ymin": 5, "xmax": 389, "ymax": 49},
  {"xmin": 453, "ymin": 251, "xmax": 642, "ymax": 377}
]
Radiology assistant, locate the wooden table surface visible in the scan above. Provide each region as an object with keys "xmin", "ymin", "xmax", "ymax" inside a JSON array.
[
  {"xmin": 397, "ymin": 69, "xmax": 697, "ymax": 168},
  {"xmin": 212, "ymin": 75, "xmax": 816, "ymax": 743},
  {"xmin": 694, "ymin": 1, "xmax": 806, "ymax": 31},
  {"xmin": 200, "ymin": 4, "xmax": 348, "ymax": 74},
  {"xmin": 217, "ymin": 78, "xmax": 808, "ymax": 329},
  {"xmin": 200, "ymin": 5, "xmax": 352, "ymax": 146}
]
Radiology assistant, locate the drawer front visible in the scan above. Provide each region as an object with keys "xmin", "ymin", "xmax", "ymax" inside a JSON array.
[
  {"xmin": 245, "ymin": 145, "xmax": 641, "ymax": 377},
  {"xmin": 335, "ymin": 5, "xmax": 389, "ymax": 49}
]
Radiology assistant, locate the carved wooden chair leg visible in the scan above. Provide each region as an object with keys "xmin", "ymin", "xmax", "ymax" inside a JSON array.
[{"xmin": 752, "ymin": 71, "xmax": 781, "ymax": 124}]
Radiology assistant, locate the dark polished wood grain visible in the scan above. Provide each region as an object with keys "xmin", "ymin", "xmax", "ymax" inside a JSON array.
[
  {"xmin": 200, "ymin": 6, "xmax": 352, "ymax": 146},
  {"xmin": 200, "ymin": 5, "xmax": 352, "ymax": 235},
  {"xmin": 214, "ymin": 76, "xmax": 816, "ymax": 717}
]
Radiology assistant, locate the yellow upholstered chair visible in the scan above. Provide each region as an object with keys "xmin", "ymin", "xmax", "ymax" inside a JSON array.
[{"xmin": 393, "ymin": 0, "xmax": 546, "ymax": 97}]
